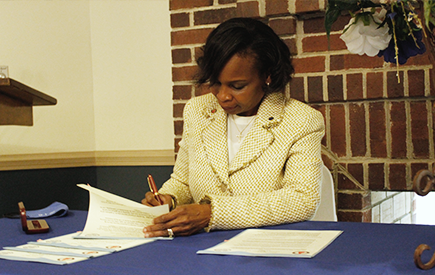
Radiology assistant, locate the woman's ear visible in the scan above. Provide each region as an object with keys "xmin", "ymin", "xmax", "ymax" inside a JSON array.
[{"xmin": 266, "ymin": 75, "xmax": 271, "ymax": 86}]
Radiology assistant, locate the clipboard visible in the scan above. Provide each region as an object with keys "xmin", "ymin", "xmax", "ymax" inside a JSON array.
[{"xmin": 18, "ymin": 202, "xmax": 49, "ymax": 234}]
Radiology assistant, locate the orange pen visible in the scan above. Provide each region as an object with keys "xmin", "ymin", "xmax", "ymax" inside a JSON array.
[{"xmin": 147, "ymin": 174, "xmax": 163, "ymax": 205}]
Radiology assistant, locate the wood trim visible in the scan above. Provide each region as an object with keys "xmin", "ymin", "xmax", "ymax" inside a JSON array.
[{"xmin": 0, "ymin": 150, "xmax": 175, "ymax": 171}]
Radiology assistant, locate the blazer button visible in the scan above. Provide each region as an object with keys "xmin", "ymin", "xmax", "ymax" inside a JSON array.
[{"xmin": 220, "ymin": 184, "xmax": 227, "ymax": 192}]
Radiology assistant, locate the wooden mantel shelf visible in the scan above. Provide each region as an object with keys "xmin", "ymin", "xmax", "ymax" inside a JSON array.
[{"xmin": 0, "ymin": 78, "xmax": 57, "ymax": 126}]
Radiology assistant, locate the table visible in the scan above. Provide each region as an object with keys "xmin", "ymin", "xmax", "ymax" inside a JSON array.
[{"xmin": 0, "ymin": 210, "xmax": 434, "ymax": 274}]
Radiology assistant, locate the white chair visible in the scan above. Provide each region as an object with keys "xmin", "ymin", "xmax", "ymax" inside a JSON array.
[{"xmin": 310, "ymin": 164, "xmax": 337, "ymax": 222}]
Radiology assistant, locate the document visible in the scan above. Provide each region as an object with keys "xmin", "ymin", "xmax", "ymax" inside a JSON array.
[
  {"xmin": 30, "ymin": 232, "xmax": 155, "ymax": 252},
  {"xmin": 0, "ymin": 185, "xmax": 166, "ymax": 265},
  {"xmin": 0, "ymin": 232, "xmax": 153, "ymax": 265},
  {"xmin": 0, "ymin": 249, "xmax": 88, "ymax": 265},
  {"xmin": 76, "ymin": 184, "xmax": 169, "ymax": 239},
  {"xmin": 197, "ymin": 229, "xmax": 342, "ymax": 258}
]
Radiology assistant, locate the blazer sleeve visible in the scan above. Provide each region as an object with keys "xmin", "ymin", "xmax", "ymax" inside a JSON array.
[{"xmin": 158, "ymin": 100, "xmax": 194, "ymax": 206}]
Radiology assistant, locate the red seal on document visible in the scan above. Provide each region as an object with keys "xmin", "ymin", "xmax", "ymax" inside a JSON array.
[{"xmin": 292, "ymin": 251, "xmax": 310, "ymax": 255}]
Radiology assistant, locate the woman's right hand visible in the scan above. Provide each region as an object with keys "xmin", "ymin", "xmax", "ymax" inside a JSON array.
[{"xmin": 141, "ymin": 192, "xmax": 173, "ymax": 208}]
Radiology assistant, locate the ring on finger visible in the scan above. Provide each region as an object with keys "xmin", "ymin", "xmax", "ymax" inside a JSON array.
[{"xmin": 167, "ymin": 228, "xmax": 174, "ymax": 238}]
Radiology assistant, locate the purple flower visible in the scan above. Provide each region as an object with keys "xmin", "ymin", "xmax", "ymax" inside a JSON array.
[{"xmin": 378, "ymin": 30, "xmax": 426, "ymax": 64}]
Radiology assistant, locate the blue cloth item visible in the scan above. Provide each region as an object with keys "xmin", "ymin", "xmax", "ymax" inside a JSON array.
[{"xmin": 25, "ymin": 202, "xmax": 69, "ymax": 218}]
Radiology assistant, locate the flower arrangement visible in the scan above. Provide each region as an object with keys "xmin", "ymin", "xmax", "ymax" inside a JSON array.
[{"xmin": 325, "ymin": 0, "xmax": 435, "ymax": 67}]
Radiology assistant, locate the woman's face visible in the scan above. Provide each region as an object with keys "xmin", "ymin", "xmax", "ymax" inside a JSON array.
[{"xmin": 209, "ymin": 53, "xmax": 267, "ymax": 116}]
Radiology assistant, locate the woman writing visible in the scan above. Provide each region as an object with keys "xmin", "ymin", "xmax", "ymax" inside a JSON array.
[{"xmin": 142, "ymin": 17, "xmax": 325, "ymax": 237}]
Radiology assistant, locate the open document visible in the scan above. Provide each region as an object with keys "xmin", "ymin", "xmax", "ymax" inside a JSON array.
[
  {"xmin": 197, "ymin": 229, "xmax": 342, "ymax": 258},
  {"xmin": 76, "ymin": 184, "xmax": 169, "ymax": 239}
]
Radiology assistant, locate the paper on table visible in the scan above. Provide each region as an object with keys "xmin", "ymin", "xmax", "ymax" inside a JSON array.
[
  {"xmin": 0, "ymin": 249, "xmax": 88, "ymax": 265},
  {"xmin": 197, "ymin": 229, "xmax": 342, "ymax": 258},
  {"xmin": 3, "ymin": 243, "xmax": 111, "ymax": 258},
  {"xmin": 29, "ymin": 232, "xmax": 155, "ymax": 252},
  {"xmin": 76, "ymin": 184, "xmax": 169, "ymax": 239}
]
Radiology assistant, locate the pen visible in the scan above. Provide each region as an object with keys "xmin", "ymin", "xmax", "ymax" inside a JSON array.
[{"xmin": 147, "ymin": 174, "xmax": 163, "ymax": 205}]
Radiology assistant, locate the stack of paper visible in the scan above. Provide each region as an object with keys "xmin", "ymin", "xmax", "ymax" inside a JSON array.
[{"xmin": 0, "ymin": 184, "xmax": 169, "ymax": 265}]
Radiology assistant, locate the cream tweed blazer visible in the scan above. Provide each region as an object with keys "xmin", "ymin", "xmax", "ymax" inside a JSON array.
[{"xmin": 158, "ymin": 92, "xmax": 325, "ymax": 231}]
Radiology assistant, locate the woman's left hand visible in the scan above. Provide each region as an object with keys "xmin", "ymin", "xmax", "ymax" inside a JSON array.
[{"xmin": 143, "ymin": 204, "xmax": 211, "ymax": 237}]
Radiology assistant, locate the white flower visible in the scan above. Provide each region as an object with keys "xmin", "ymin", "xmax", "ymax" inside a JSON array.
[{"xmin": 340, "ymin": 9, "xmax": 392, "ymax": 57}]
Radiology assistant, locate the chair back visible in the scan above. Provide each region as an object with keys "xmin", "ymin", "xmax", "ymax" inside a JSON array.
[{"xmin": 310, "ymin": 164, "xmax": 337, "ymax": 221}]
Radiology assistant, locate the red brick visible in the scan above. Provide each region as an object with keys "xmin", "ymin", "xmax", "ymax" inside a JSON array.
[
  {"xmin": 410, "ymin": 101, "xmax": 429, "ymax": 158},
  {"xmin": 368, "ymin": 163, "xmax": 385, "ymax": 190},
  {"xmin": 269, "ymin": 18, "xmax": 297, "ymax": 36},
  {"xmin": 194, "ymin": 46, "xmax": 203, "ymax": 60},
  {"xmin": 404, "ymin": 51, "xmax": 432, "ymax": 66},
  {"xmin": 330, "ymin": 105, "xmax": 346, "ymax": 157},
  {"xmin": 194, "ymin": 8, "xmax": 237, "ymax": 25},
  {"xmin": 219, "ymin": 0, "xmax": 236, "ymax": 3},
  {"xmin": 387, "ymin": 71, "xmax": 404, "ymax": 98},
  {"xmin": 302, "ymin": 35, "xmax": 328, "ymax": 53},
  {"xmin": 411, "ymin": 163, "xmax": 430, "ymax": 182},
  {"xmin": 307, "ymin": 76, "xmax": 323, "ymax": 103},
  {"xmin": 337, "ymin": 192, "xmax": 370, "ymax": 210},
  {"xmin": 293, "ymin": 56, "xmax": 325, "ymax": 73},
  {"xmin": 390, "ymin": 102, "xmax": 407, "ymax": 158},
  {"xmin": 328, "ymin": 33, "xmax": 347, "ymax": 51},
  {"xmin": 302, "ymin": 34, "xmax": 345, "ymax": 53},
  {"xmin": 174, "ymin": 138, "xmax": 182, "ymax": 153},
  {"xmin": 346, "ymin": 73, "xmax": 363, "ymax": 100},
  {"xmin": 174, "ymin": 120, "xmax": 184, "ymax": 136},
  {"xmin": 173, "ymin": 85, "xmax": 192, "ymax": 100},
  {"xmin": 389, "ymin": 163, "xmax": 407, "ymax": 190},
  {"xmin": 349, "ymin": 103, "xmax": 366, "ymax": 156},
  {"xmin": 173, "ymin": 103, "xmax": 185, "ymax": 118},
  {"xmin": 337, "ymin": 210, "xmax": 370, "ymax": 222},
  {"xmin": 369, "ymin": 102, "xmax": 387, "ymax": 157},
  {"xmin": 408, "ymin": 70, "xmax": 425, "ymax": 97},
  {"xmin": 303, "ymin": 17, "xmax": 325, "ymax": 34},
  {"xmin": 304, "ymin": 15, "xmax": 351, "ymax": 34},
  {"xmin": 343, "ymin": 54, "xmax": 384, "ymax": 70},
  {"xmin": 337, "ymin": 171, "xmax": 354, "ymax": 190},
  {"xmin": 338, "ymin": 164, "xmax": 364, "ymax": 190},
  {"xmin": 171, "ymin": 28, "xmax": 213, "ymax": 46},
  {"xmin": 171, "ymin": 13, "xmax": 190, "ymax": 28},
  {"xmin": 236, "ymin": 1, "xmax": 260, "ymax": 18},
  {"xmin": 265, "ymin": 0, "xmax": 289, "ymax": 16},
  {"xmin": 366, "ymin": 72, "xmax": 384, "ymax": 99},
  {"xmin": 289, "ymin": 76, "xmax": 304, "ymax": 102},
  {"xmin": 295, "ymin": 0, "xmax": 319, "ymax": 13},
  {"xmin": 170, "ymin": 0, "xmax": 213, "ymax": 10},
  {"xmin": 172, "ymin": 48, "xmax": 192, "ymax": 64},
  {"xmin": 283, "ymin": 38, "xmax": 297, "ymax": 55},
  {"xmin": 349, "ymin": 163, "xmax": 365, "ymax": 185},
  {"xmin": 172, "ymin": 65, "xmax": 198, "ymax": 82},
  {"xmin": 330, "ymin": 55, "xmax": 344, "ymax": 71},
  {"xmin": 328, "ymin": 75, "xmax": 343, "ymax": 102},
  {"xmin": 195, "ymin": 84, "xmax": 211, "ymax": 96}
]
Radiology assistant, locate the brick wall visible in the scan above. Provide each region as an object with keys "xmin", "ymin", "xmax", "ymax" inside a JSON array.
[{"xmin": 169, "ymin": 0, "xmax": 435, "ymax": 222}]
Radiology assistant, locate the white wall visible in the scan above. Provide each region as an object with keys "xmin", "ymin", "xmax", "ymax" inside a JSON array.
[
  {"xmin": 90, "ymin": 0, "xmax": 173, "ymax": 151},
  {"xmin": 0, "ymin": 0, "xmax": 173, "ymax": 155}
]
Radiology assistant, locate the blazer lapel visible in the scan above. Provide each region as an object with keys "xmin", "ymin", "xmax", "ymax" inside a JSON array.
[
  {"xmin": 229, "ymin": 93, "xmax": 286, "ymax": 175},
  {"xmin": 201, "ymin": 100, "xmax": 230, "ymax": 185}
]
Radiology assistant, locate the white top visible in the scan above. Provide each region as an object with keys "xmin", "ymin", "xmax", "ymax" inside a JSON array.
[{"xmin": 227, "ymin": 114, "xmax": 257, "ymax": 163}]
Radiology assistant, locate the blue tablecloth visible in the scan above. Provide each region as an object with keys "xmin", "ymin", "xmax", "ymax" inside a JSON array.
[{"xmin": 1, "ymin": 210, "xmax": 434, "ymax": 274}]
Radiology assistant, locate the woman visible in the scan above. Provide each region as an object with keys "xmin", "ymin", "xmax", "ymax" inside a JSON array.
[{"xmin": 142, "ymin": 17, "xmax": 325, "ymax": 238}]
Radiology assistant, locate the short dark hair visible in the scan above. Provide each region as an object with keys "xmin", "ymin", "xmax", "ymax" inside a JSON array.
[{"xmin": 196, "ymin": 17, "xmax": 294, "ymax": 93}]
